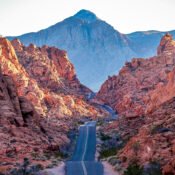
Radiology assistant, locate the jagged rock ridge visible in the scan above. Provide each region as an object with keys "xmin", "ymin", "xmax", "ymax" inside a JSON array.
[
  {"xmin": 97, "ymin": 34, "xmax": 175, "ymax": 174},
  {"xmin": 97, "ymin": 33, "xmax": 175, "ymax": 117}
]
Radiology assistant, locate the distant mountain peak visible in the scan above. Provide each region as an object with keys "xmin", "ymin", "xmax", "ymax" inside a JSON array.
[{"xmin": 73, "ymin": 9, "xmax": 98, "ymax": 23}]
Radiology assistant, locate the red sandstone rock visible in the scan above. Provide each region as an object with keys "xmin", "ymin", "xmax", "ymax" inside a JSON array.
[
  {"xmin": 157, "ymin": 33, "xmax": 175, "ymax": 55},
  {"xmin": 0, "ymin": 37, "xmax": 107, "ymax": 173},
  {"xmin": 118, "ymin": 97, "xmax": 175, "ymax": 174},
  {"xmin": 0, "ymin": 67, "xmax": 69, "ymax": 172},
  {"xmin": 97, "ymin": 34, "xmax": 175, "ymax": 174},
  {"xmin": 96, "ymin": 33, "xmax": 175, "ymax": 117}
]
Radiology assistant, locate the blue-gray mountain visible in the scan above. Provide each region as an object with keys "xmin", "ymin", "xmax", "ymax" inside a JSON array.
[{"xmin": 8, "ymin": 9, "xmax": 175, "ymax": 91}]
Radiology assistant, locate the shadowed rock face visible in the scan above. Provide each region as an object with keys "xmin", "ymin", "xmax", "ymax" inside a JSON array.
[
  {"xmin": 97, "ymin": 34, "xmax": 175, "ymax": 117},
  {"xmin": 73, "ymin": 9, "xmax": 98, "ymax": 23}
]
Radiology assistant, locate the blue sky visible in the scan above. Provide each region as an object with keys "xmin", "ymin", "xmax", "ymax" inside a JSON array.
[{"xmin": 0, "ymin": 0, "xmax": 175, "ymax": 36}]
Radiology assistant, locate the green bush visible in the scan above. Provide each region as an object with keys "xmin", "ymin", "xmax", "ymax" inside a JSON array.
[
  {"xmin": 100, "ymin": 133, "xmax": 112, "ymax": 141},
  {"xmin": 124, "ymin": 163, "xmax": 143, "ymax": 175},
  {"xmin": 150, "ymin": 124, "xmax": 162, "ymax": 135},
  {"xmin": 132, "ymin": 141, "xmax": 140, "ymax": 153},
  {"xmin": 53, "ymin": 150, "xmax": 68, "ymax": 159},
  {"xmin": 99, "ymin": 147, "xmax": 117, "ymax": 159},
  {"xmin": 9, "ymin": 158, "xmax": 44, "ymax": 175}
]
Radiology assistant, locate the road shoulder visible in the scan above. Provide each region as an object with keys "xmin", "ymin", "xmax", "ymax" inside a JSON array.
[
  {"xmin": 39, "ymin": 161, "xmax": 65, "ymax": 175},
  {"xmin": 102, "ymin": 161, "xmax": 119, "ymax": 175}
]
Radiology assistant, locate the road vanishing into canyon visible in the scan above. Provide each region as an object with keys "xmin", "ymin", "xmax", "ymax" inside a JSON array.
[{"xmin": 66, "ymin": 121, "xmax": 104, "ymax": 175}]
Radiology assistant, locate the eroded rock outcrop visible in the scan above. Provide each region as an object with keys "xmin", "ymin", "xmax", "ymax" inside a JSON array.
[
  {"xmin": 0, "ymin": 37, "xmax": 105, "ymax": 119},
  {"xmin": 97, "ymin": 33, "xmax": 175, "ymax": 117},
  {"xmin": 0, "ymin": 37, "xmax": 46, "ymax": 115},
  {"xmin": 0, "ymin": 68, "xmax": 69, "ymax": 172},
  {"xmin": 118, "ymin": 97, "xmax": 175, "ymax": 174},
  {"xmin": 0, "ymin": 37, "xmax": 107, "ymax": 172},
  {"xmin": 97, "ymin": 34, "xmax": 175, "ymax": 174}
]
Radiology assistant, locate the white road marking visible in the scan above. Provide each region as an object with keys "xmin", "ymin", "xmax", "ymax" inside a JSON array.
[
  {"xmin": 82, "ymin": 126, "xmax": 89, "ymax": 160},
  {"xmin": 81, "ymin": 125, "xmax": 89, "ymax": 175},
  {"xmin": 81, "ymin": 161, "xmax": 88, "ymax": 175}
]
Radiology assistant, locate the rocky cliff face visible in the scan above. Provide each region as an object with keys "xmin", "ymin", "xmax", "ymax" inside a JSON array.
[
  {"xmin": 0, "ymin": 37, "xmax": 46, "ymax": 115},
  {"xmin": 118, "ymin": 97, "xmax": 175, "ymax": 174},
  {"xmin": 97, "ymin": 34, "xmax": 175, "ymax": 174},
  {"xmin": 0, "ymin": 37, "xmax": 106, "ymax": 172},
  {"xmin": 97, "ymin": 33, "xmax": 175, "ymax": 117},
  {"xmin": 11, "ymin": 38, "xmax": 91, "ymax": 95},
  {"xmin": 0, "ymin": 37, "xmax": 104, "ymax": 119},
  {"xmin": 0, "ymin": 67, "xmax": 69, "ymax": 172}
]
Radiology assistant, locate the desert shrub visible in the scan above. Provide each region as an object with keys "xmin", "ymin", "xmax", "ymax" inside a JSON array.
[
  {"xmin": 31, "ymin": 152, "xmax": 39, "ymax": 159},
  {"xmin": 143, "ymin": 161, "xmax": 162, "ymax": 175},
  {"xmin": 9, "ymin": 158, "xmax": 30, "ymax": 175},
  {"xmin": 124, "ymin": 162, "xmax": 143, "ymax": 175},
  {"xmin": 0, "ymin": 173, "xmax": 5, "ymax": 175},
  {"xmin": 99, "ymin": 147, "xmax": 117, "ymax": 159},
  {"xmin": 100, "ymin": 133, "xmax": 112, "ymax": 141},
  {"xmin": 44, "ymin": 149, "xmax": 68, "ymax": 160},
  {"xmin": 53, "ymin": 151, "xmax": 67, "ymax": 159},
  {"xmin": 150, "ymin": 124, "xmax": 163, "ymax": 135},
  {"xmin": 9, "ymin": 158, "xmax": 43, "ymax": 175},
  {"xmin": 132, "ymin": 141, "xmax": 141, "ymax": 156},
  {"xmin": 108, "ymin": 156, "xmax": 120, "ymax": 166}
]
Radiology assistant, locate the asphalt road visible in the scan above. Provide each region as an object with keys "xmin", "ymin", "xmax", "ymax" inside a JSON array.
[{"xmin": 66, "ymin": 121, "xmax": 104, "ymax": 175}]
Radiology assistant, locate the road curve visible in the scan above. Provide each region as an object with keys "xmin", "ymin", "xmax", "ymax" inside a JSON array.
[{"xmin": 66, "ymin": 121, "xmax": 104, "ymax": 175}]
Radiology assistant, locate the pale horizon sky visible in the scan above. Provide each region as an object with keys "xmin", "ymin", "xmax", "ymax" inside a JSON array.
[{"xmin": 0, "ymin": 0, "xmax": 175, "ymax": 36}]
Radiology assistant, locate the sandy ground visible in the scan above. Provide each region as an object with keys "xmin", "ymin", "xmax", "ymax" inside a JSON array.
[
  {"xmin": 41, "ymin": 162, "xmax": 65, "ymax": 175},
  {"xmin": 103, "ymin": 161, "xmax": 119, "ymax": 175}
]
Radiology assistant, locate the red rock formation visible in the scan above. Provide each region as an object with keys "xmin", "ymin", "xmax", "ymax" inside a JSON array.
[
  {"xmin": 0, "ymin": 37, "xmax": 105, "ymax": 119},
  {"xmin": 0, "ymin": 37, "xmax": 107, "ymax": 172},
  {"xmin": 97, "ymin": 34, "xmax": 175, "ymax": 174},
  {"xmin": 118, "ymin": 97, "xmax": 175, "ymax": 174},
  {"xmin": 157, "ymin": 33, "xmax": 175, "ymax": 55},
  {"xmin": 0, "ymin": 37, "xmax": 46, "ymax": 115},
  {"xmin": 97, "ymin": 33, "xmax": 175, "ymax": 117},
  {"xmin": 0, "ymin": 68, "xmax": 69, "ymax": 172},
  {"xmin": 11, "ymin": 38, "xmax": 89, "ymax": 94}
]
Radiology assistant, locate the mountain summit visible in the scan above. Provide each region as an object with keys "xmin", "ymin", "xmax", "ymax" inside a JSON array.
[{"xmin": 73, "ymin": 9, "xmax": 98, "ymax": 23}]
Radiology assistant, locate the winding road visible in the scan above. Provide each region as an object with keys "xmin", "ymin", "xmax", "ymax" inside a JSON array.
[{"xmin": 66, "ymin": 121, "xmax": 104, "ymax": 175}]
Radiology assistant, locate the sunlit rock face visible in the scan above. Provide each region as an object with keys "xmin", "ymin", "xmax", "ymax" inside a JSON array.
[
  {"xmin": 10, "ymin": 38, "xmax": 106, "ymax": 118},
  {"xmin": 0, "ymin": 37, "xmax": 107, "ymax": 172},
  {"xmin": 157, "ymin": 33, "xmax": 175, "ymax": 55},
  {"xmin": 97, "ymin": 34, "xmax": 175, "ymax": 174},
  {"xmin": 0, "ymin": 37, "xmax": 46, "ymax": 115},
  {"xmin": 11, "ymin": 38, "xmax": 79, "ymax": 92},
  {"xmin": 0, "ymin": 64, "xmax": 69, "ymax": 172},
  {"xmin": 96, "ymin": 34, "xmax": 175, "ymax": 117},
  {"xmin": 0, "ymin": 37, "xmax": 105, "ymax": 119},
  {"xmin": 118, "ymin": 98, "xmax": 175, "ymax": 175}
]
